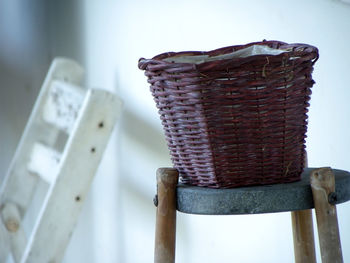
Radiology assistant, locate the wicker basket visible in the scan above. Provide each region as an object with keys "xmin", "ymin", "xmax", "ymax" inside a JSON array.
[{"xmin": 138, "ymin": 40, "xmax": 319, "ymax": 188}]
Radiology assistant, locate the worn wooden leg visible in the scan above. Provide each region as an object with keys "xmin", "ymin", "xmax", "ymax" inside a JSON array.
[
  {"xmin": 311, "ymin": 167, "xmax": 343, "ymax": 263},
  {"xmin": 291, "ymin": 209, "xmax": 317, "ymax": 263},
  {"xmin": 291, "ymin": 152, "xmax": 316, "ymax": 263},
  {"xmin": 154, "ymin": 168, "xmax": 179, "ymax": 263}
]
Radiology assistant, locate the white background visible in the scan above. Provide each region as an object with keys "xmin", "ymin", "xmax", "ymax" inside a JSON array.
[{"xmin": 0, "ymin": 0, "xmax": 349, "ymax": 262}]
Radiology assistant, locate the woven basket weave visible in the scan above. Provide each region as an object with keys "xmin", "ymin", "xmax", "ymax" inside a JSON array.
[{"xmin": 138, "ymin": 40, "xmax": 319, "ymax": 188}]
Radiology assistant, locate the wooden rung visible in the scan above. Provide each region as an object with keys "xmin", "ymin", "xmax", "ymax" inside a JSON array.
[
  {"xmin": 27, "ymin": 143, "xmax": 61, "ymax": 184},
  {"xmin": 42, "ymin": 80, "xmax": 85, "ymax": 133},
  {"xmin": 1, "ymin": 203, "xmax": 27, "ymax": 263},
  {"xmin": 2, "ymin": 203, "xmax": 21, "ymax": 233}
]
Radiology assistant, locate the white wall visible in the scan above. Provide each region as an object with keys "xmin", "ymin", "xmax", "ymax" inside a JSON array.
[{"xmin": 1, "ymin": 0, "xmax": 349, "ymax": 262}]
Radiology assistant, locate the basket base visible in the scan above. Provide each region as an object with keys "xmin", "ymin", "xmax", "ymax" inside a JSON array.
[{"xmin": 178, "ymin": 171, "xmax": 302, "ymax": 189}]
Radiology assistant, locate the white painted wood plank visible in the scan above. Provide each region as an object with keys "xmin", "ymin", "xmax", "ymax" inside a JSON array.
[
  {"xmin": 21, "ymin": 90, "xmax": 122, "ymax": 263},
  {"xmin": 42, "ymin": 80, "xmax": 85, "ymax": 133},
  {"xmin": 1, "ymin": 203, "xmax": 28, "ymax": 263},
  {"xmin": 27, "ymin": 143, "xmax": 61, "ymax": 184}
]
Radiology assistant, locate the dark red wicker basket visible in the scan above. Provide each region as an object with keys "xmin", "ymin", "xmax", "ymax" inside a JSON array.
[{"xmin": 138, "ymin": 40, "xmax": 319, "ymax": 188}]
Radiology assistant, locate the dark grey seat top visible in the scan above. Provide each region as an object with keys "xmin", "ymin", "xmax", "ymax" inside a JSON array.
[{"xmin": 176, "ymin": 168, "xmax": 350, "ymax": 215}]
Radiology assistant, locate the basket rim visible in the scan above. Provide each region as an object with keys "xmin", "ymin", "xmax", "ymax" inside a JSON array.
[{"xmin": 138, "ymin": 40, "xmax": 319, "ymax": 69}]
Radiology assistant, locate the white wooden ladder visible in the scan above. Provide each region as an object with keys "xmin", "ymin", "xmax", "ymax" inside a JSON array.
[{"xmin": 0, "ymin": 58, "xmax": 122, "ymax": 263}]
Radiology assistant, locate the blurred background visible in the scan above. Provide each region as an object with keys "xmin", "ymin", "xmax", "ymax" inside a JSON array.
[{"xmin": 0, "ymin": 0, "xmax": 349, "ymax": 262}]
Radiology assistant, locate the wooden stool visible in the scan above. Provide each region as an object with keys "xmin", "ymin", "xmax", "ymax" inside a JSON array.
[{"xmin": 154, "ymin": 167, "xmax": 350, "ymax": 263}]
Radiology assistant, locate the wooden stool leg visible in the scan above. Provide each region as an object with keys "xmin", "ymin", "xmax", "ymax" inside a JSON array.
[
  {"xmin": 291, "ymin": 151, "xmax": 316, "ymax": 262},
  {"xmin": 154, "ymin": 168, "xmax": 179, "ymax": 263},
  {"xmin": 291, "ymin": 209, "xmax": 317, "ymax": 263},
  {"xmin": 311, "ymin": 167, "xmax": 343, "ymax": 263}
]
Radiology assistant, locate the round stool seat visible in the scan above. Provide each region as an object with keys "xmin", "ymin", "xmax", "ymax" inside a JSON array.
[{"xmin": 177, "ymin": 168, "xmax": 350, "ymax": 215}]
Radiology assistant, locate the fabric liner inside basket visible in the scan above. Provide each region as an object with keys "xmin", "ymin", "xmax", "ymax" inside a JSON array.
[{"xmin": 163, "ymin": 45, "xmax": 286, "ymax": 64}]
